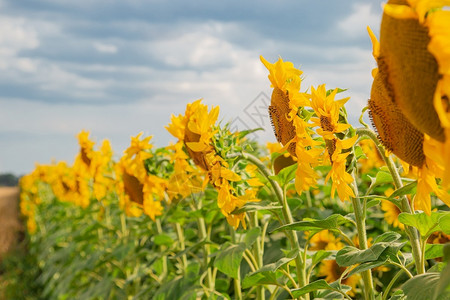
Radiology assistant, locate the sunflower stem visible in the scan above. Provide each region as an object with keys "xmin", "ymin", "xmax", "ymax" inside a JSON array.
[
  {"xmin": 198, "ymin": 215, "xmax": 214, "ymax": 293},
  {"xmin": 356, "ymin": 127, "xmax": 424, "ymax": 274},
  {"xmin": 155, "ymin": 218, "xmax": 168, "ymax": 279},
  {"xmin": 174, "ymin": 222, "xmax": 188, "ymax": 272},
  {"xmin": 350, "ymin": 172, "xmax": 375, "ymax": 300},
  {"xmin": 250, "ymin": 211, "xmax": 265, "ymax": 300},
  {"xmin": 231, "ymin": 228, "xmax": 243, "ymax": 300},
  {"xmin": 232, "ymin": 152, "xmax": 308, "ymax": 299}
]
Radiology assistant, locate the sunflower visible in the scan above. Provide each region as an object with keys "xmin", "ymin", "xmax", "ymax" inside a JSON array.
[
  {"xmin": 318, "ymin": 260, "xmax": 360, "ymax": 297},
  {"xmin": 261, "ymin": 56, "xmax": 322, "ymax": 195},
  {"xmin": 166, "ymin": 142, "xmax": 204, "ymax": 201},
  {"xmin": 325, "ymin": 137, "xmax": 358, "ymax": 201},
  {"xmin": 167, "ymin": 101, "xmax": 259, "ymax": 229},
  {"xmin": 115, "ymin": 133, "xmax": 166, "ymax": 220},
  {"xmin": 166, "ymin": 99, "xmax": 219, "ymax": 170},
  {"xmin": 368, "ymin": 0, "xmax": 450, "ymax": 213},
  {"xmin": 91, "ymin": 139, "xmax": 115, "ymax": 201}
]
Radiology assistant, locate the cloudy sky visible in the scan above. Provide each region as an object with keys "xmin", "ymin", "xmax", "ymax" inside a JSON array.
[{"xmin": 0, "ymin": 0, "xmax": 383, "ymax": 175}]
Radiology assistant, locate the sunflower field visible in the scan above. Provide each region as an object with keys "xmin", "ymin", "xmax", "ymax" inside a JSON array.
[{"xmin": 3, "ymin": 1, "xmax": 450, "ymax": 299}]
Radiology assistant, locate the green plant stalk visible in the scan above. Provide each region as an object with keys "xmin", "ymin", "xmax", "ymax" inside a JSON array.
[
  {"xmin": 197, "ymin": 216, "xmax": 214, "ymax": 292},
  {"xmin": 356, "ymin": 127, "xmax": 424, "ymax": 274},
  {"xmin": 282, "ymin": 184, "xmax": 308, "ymax": 300},
  {"xmin": 234, "ymin": 265, "xmax": 243, "ymax": 300},
  {"xmin": 231, "ymin": 227, "xmax": 242, "ymax": 300},
  {"xmin": 234, "ymin": 152, "xmax": 308, "ymax": 298},
  {"xmin": 382, "ymin": 263, "xmax": 413, "ymax": 300},
  {"xmin": 155, "ymin": 218, "xmax": 168, "ymax": 278},
  {"xmin": 250, "ymin": 211, "xmax": 265, "ymax": 300},
  {"xmin": 174, "ymin": 222, "xmax": 188, "ymax": 272},
  {"xmin": 350, "ymin": 175, "xmax": 375, "ymax": 300}
]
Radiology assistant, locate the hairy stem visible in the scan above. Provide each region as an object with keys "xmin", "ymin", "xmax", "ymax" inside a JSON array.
[{"xmin": 356, "ymin": 128, "xmax": 424, "ymax": 274}]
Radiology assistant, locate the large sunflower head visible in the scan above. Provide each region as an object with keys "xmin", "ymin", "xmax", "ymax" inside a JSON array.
[
  {"xmin": 261, "ymin": 56, "xmax": 305, "ymax": 157},
  {"xmin": 166, "ymin": 100, "xmax": 219, "ymax": 170},
  {"xmin": 368, "ymin": 0, "xmax": 450, "ymax": 184}
]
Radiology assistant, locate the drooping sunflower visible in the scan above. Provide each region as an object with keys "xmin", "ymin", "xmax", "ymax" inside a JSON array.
[
  {"xmin": 115, "ymin": 133, "xmax": 167, "ymax": 220},
  {"xmin": 309, "ymin": 85, "xmax": 357, "ymax": 201},
  {"xmin": 368, "ymin": 0, "xmax": 450, "ymax": 213},
  {"xmin": 91, "ymin": 139, "xmax": 115, "ymax": 201},
  {"xmin": 166, "ymin": 99, "xmax": 219, "ymax": 170},
  {"xmin": 261, "ymin": 56, "xmax": 322, "ymax": 195},
  {"xmin": 167, "ymin": 101, "xmax": 259, "ymax": 229}
]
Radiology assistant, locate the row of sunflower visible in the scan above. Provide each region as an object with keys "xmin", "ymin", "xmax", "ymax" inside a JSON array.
[{"xmin": 10, "ymin": 0, "xmax": 450, "ymax": 299}]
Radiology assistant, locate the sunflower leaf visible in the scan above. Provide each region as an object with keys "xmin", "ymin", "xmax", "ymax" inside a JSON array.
[
  {"xmin": 214, "ymin": 242, "xmax": 246, "ymax": 279},
  {"xmin": 389, "ymin": 181, "xmax": 417, "ymax": 198},
  {"xmin": 403, "ymin": 273, "xmax": 441, "ymax": 300},
  {"xmin": 291, "ymin": 279, "xmax": 350, "ymax": 298},
  {"xmin": 271, "ymin": 214, "xmax": 353, "ymax": 233},
  {"xmin": 336, "ymin": 234, "xmax": 403, "ymax": 267},
  {"xmin": 231, "ymin": 200, "xmax": 282, "ymax": 214},
  {"xmin": 398, "ymin": 211, "xmax": 449, "ymax": 237}
]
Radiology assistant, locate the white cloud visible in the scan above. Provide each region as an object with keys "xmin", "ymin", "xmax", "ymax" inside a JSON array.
[
  {"xmin": 93, "ymin": 42, "xmax": 118, "ymax": 54},
  {"xmin": 338, "ymin": 3, "xmax": 379, "ymax": 38},
  {"xmin": 0, "ymin": 17, "xmax": 39, "ymax": 57}
]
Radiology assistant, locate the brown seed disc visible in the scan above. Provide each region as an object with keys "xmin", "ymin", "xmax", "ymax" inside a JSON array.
[
  {"xmin": 269, "ymin": 88, "xmax": 297, "ymax": 156},
  {"xmin": 123, "ymin": 172, "xmax": 144, "ymax": 205},
  {"xmin": 380, "ymin": 0, "xmax": 444, "ymax": 142},
  {"xmin": 369, "ymin": 70, "xmax": 425, "ymax": 167}
]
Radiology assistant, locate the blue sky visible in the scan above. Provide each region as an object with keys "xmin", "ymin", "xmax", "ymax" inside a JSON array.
[{"xmin": 0, "ymin": 0, "xmax": 383, "ymax": 175}]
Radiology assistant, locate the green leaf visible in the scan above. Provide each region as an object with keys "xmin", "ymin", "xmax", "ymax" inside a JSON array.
[
  {"xmin": 291, "ymin": 279, "xmax": 350, "ymax": 298},
  {"xmin": 242, "ymin": 250, "xmax": 297, "ymax": 289},
  {"xmin": 372, "ymin": 170, "xmax": 393, "ymax": 186},
  {"xmin": 310, "ymin": 250, "xmax": 333, "ymax": 268},
  {"xmin": 336, "ymin": 246, "xmax": 385, "ymax": 267},
  {"xmin": 269, "ymin": 163, "xmax": 297, "ymax": 186},
  {"xmin": 374, "ymin": 231, "xmax": 402, "ymax": 243},
  {"xmin": 154, "ymin": 234, "xmax": 174, "ymax": 247},
  {"xmin": 402, "ymin": 273, "xmax": 441, "ymax": 300},
  {"xmin": 434, "ymin": 244, "xmax": 450, "ymax": 300},
  {"xmin": 388, "ymin": 290, "xmax": 406, "ymax": 300},
  {"xmin": 214, "ymin": 242, "xmax": 246, "ymax": 279},
  {"xmin": 255, "ymin": 250, "xmax": 298, "ymax": 273},
  {"xmin": 231, "ymin": 201, "xmax": 282, "ymax": 214},
  {"xmin": 438, "ymin": 213, "xmax": 450, "ymax": 235},
  {"xmin": 336, "ymin": 234, "xmax": 403, "ymax": 267},
  {"xmin": 389, "ymin": 181, "xmax": 417, "ymax": 198},
  {"xmin": 272, "ymin": 214, "xmax": 353, "ymax": 233},
  {"xmin": 425, "ymin": 244, "xmax": 445, "ymax": 260},
  {"xmin": 366, "ymin": 199, "xmax": 381, "ymax": 209},
  {"xmin": 172, "ymin": 239, "xmax": 211, "ymax": 259},
  {"xmin": 243, "ymin": 227, "xmax": 261, "ymax": 249},
  {"xmin": 241, "ymin": 271, "xmax": 279, "ymax": 289},
  {"xmin": 354, "ymin": 145, "xmax": 366, "ymax": 161},
  {"xmin": 398, "ymin": 212, "xmax": 447, "ymax": 237},
  {"xmin": 237, "ymin": 128, "xmax": 263, "ymax": 139},
  {"xmin": 315, "ymin": 281, "xmax": 352, "ymax": 299},
  {"xmin": 291, "ymin": 280, "xmax": 334, "ymax": 297},
  {"xmin": 346, "ymin": 260, "xmax": 388, "ymax": 277}
]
